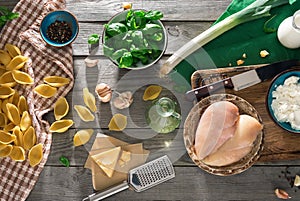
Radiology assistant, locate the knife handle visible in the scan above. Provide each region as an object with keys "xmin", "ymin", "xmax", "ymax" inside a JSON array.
[{"xmin": 185, "ymin": 77, "xmax": 234, "ymax": 101}]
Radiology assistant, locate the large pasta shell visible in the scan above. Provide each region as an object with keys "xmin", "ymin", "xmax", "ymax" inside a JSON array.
[
  {"xmin": 74, "ymin": 105, "xmax": 95, "ymax": 122},
  {"xmin": 34, "ymin": 84, "xmax": 57, "ymax": 98},
  {"xmin": 73, "ymin": 129, "xmax": 94, "ymax": 147},
  {"xmin": 6, "ymin": 55, "xmax": 28, "ymax": 71},
  {"xmin": 0, "ymin": 71, "xmax": 17, "ymax": 88},
  {"xmin": 18, "ymin": 96, "xmax": 28, "ymax": 114},
  {"xmin": 43, "ymin": 76, "xmax": 70, "ymax": 87},
  {"xmin": 54, "ymin": 97, "xmax": 69, "ymax": 120},
  {"xmin": 12, "ymin": 126, "xmax": 23, "ymax": 147},
  {"xmin": 12, "ymin": 70, "xmax": 34, "ymax": 85},
  {"xmin": 0, "ymin": 113, "xmax": 7, "ymax": 127},
  {"xmin": 1, "ymin": 99, "xmax": 9, "ymax": 115},
  {"xmin": 0, "ymin": 142, "xmax": 6, "ymax": 150},
  {"xmin": 6, "ymin": 103, "xmax": 20, "ymax": 125},
  {"xmin": 83, "ymin": 88, "xmax": 97, "ymax": 112},
  {"xmin": 9, "ymin": 146, "xmax": 25, "ymax": 161},
  {"xmin": 20, "ymin": 111, "xmax": 31, "ymax": 131},
  {"xmin": 10, "ymin": 90, "xmax": 20, "ymax": 106},
  {"xmin": 0, "ymin": 130, "xmax": 16, "ymax": 144},
  {"xmin": 5, "ymin": 44, "xmax": 22, "ymax": 58},
  {"xmin": 23, "ymin": 126, "xmax": 36, "ymax": 150},
  {"xmin": 108, "ymin": 113, "xmax": 127, "ymax": 131},
  {"xmin": 4, "ymin": 122, "xmax": 16, "ymax": 132},
  {"xmin": 0, "ymin": 86, "xmax": 14, "ymax": 99},
  {"xmin": 0, "ymin": 68, "xmax": 6, "ymax": 77},
  {"xmin": 143, "ymin": 85, "xmax": 162, "ymax": 101},
  {"xmin": 0, "ymin": 50, "xmax": 11, "ymax": 66},
  {"xmin": 49, "ymin": 119, "xmax": 74, "ymax": 133},
  {"xmin": 28, "ymin": 143, "xmax": 43, "ymax": 167},
  {"xmin": 0, "ymin": 144, "xmax": 13, "ymax": 157}
]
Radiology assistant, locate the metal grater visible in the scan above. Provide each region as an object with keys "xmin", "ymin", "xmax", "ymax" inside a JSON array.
[{"xmin": 83, "ymin": 155, "xmax": 175, "ymax": 201}]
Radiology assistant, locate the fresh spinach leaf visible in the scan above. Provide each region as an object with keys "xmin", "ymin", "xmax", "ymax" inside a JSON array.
[
  {"xmin": 112, "ymin": 48, "xmax": 128, "ymax": 60},
  {"xmin": 103, "ymin": 44, "xmax": 114, "ymax": 57},
  {"xmin": 105, "ymin": 23, "xmax": 128, "ymax": 37},
  {"xmin": 119, "ymin": 52, "xmax": 133, "ymax": 68},
  {"xmin": 143, "ymin": 24, "xmax": 162, "ymax": 35},
  {"xmin": 145, "ymin": 10, "xmax": 163, "ymax": 20}
]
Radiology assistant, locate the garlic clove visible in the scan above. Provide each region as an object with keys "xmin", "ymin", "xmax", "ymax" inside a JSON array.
[
  {"xmin": 113, "ymin": 91, "xmax": 133, "ymax": 109},
  {"xmin": 294, "ymin": 175, "xmax": 300, "ymax": 187},
  {"xmin": 275, "ymin": 189, "xmax": 291, "ymax": 199},
  {"xmin": 84, "ymin": 57, "xmax": 99, "ymax": 68},
  {"xmin": 95, "ymin": 83, "xmax": 112, "ymax": 103}
]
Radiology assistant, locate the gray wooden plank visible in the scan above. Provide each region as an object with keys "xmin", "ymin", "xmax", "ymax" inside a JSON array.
[
  {"xmin": 72, "ymin": 21, "xmax": 212, "ymax": 56},
  {"xmin": 66, "ymin": 0, "xmax": 231, "ymax": 22},
  {"xmin": 27, "ymin": 166, "xmax": 300, "ymax": 201}
]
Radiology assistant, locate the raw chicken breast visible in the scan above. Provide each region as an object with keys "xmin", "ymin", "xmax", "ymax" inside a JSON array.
[
  {"xmin": 194, "ymin": 101, "xmax": 239, "ymax": 160},
  {"xmin": 202, "ymin": 114, "xmax": 263, "ymax": 166}
]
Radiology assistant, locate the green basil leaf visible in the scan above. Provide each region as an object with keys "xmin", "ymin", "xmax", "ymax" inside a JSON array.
[
  {"xmin": 59, "ymin": 156, "xmax": 70, "ymax": 167},
  {"xmin": 103, "ymin": 44, "xmax": 114, "ymax": 57}
]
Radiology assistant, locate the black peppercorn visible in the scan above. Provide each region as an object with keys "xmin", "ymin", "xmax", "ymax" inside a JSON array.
[{"xmin": 46, "ymin": 20, "xmax": 72, "ymax": 43}]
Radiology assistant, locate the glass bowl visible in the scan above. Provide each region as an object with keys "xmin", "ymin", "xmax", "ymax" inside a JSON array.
[{"xmin": 102, "ymin": 9, "xmax": 167, "ymax": 70}]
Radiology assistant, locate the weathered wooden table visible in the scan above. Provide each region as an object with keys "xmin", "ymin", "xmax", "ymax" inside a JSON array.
[{"xmin": 2, "ymin": 0, "xmax": 300, "ymax": 200}]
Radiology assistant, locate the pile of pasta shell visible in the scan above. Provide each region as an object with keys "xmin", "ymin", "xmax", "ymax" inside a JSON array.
[{"xmin": 0, "ymin": 44, "xmax": 43, "ymax": 167}]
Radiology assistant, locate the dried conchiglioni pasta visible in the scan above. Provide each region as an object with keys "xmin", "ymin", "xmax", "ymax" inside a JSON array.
[
  {"xmin": 10, "ymin": 90, "xmax": 20, "ymax": 106},
  {"xmin": 83, "ymin": 87, "xmax": 97, "ymax": 112},
  {"xmin": 143, "ymin": 85, "xmax": 162, "ymax": 101},
  {"xmin": 108, "ymin": 113, "xmax": 127, "ymax": 131},
  {"xmin": 0, "ymin": 50, "xmax": 12, "ymax": 66},
  {"xmin": 23, "ymin": 126, "xmax": 36, "ymax": 150},
  {"xmin": 12, "ymin": 70, "xmax": 34, "ymax": 85},
  {"xmin": 0, "ymin": 142, "xmax": 6, "ymax": 150},
  {"xmin": 18, "ymin": 96, "xmax": 28, "ymax": 114},
  {"xmin": 0, "ymin": 71, "xmax": 17, "ymax": 88},
  {"xmin": 54, "ymin": 97, "xmax": 69, "ymax": 121},
  {"xmin": 0, "ymin": 68, "xmax": 5, "ymax": 77},
  {"xmin": 6, "ymin": 103, "xmax": 20, "ymax": 125},
  {"xmin": 6, "ymin": 55, "xmax": 28, "ymax": 71},
  {"xmin": 12, "ymin": 126, "xmax": 23, "ymax": 147},
  {"xmin": 1, "ymin": 99, "xmax": 9, "ymax": 115},
  {"xmin": 20, "ymin": 111, "xmax": 31, "ymax": 131},
  {"xmin": 4, "ymin": 122, "xmax": 15, "ymax": 132},
  {"xmin": 0, "ymin": 144, "xmax": 13, "ymax": 157},
  {"xmin": 5, "ymin": 43, "xmax": 21, "ymax": 58},
  {"xmin": 74, "ymin": 105, "xmax": 95, "ymax": 122},
  {"xmin": 28, "ymin": 143, "xmax": 43, "ymax": 167},
  {"xmin": 73, "ymin": 129, "xmax": 94, "ymax": 147},
  {"xmin": 34, "ymin": 84, "xmax": 57, "ymax": 98},
  {"xmin": 0, "ymin": 86, "xmax": 14, "ymax": 99},
  {"xmin": 43, "ymin": 76, "xmax": 70, "ymax": 87},
  {"xmin": 0, "ymin": 113, "xmax": 7, "ymax": 127},
  {"xmin": 49, "ymin": 119, "xmax": 74, "ymax": 133},
  {"xmin": 0, "ymin": 130, "xmax": 16, "ymax": 144},
  {"xmin": 10, "ymin": 146, "xmax": 25, "ymax": 161}
]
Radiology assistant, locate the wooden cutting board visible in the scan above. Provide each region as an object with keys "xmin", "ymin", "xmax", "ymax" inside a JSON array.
[{"xmin": 191, "ymin": 64, "xmax": 300, "ymax": 162}]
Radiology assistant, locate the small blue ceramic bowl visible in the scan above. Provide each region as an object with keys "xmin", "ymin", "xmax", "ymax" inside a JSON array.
[
  {"xmin": 266, "ymin": 69, "xmax": 300, "ymax": 134},
  {"xmin": 40, "ymin": 10, "xmax": 79, "ymax": 47}
]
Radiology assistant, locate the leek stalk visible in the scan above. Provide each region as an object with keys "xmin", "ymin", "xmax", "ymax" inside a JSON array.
[{"xmin": 159, "ymin": 0, "xmax": 297, "ymax": 76}]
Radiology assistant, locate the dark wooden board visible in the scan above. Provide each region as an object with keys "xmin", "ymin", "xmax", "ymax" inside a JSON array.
[{"xmin": 191, "ymin": 64, "xmax": 300, "ymax": 162}]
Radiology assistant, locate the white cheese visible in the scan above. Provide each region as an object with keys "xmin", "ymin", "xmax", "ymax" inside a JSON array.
[{"xmin": 271, "ymin": 76, "xmax": 300, "ymax": 130}]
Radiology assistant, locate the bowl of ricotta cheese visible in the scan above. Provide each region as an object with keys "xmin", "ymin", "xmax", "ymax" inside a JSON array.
[{"xmin": 266, "ymin": 69, "xmax": 300, "ymax": 133}]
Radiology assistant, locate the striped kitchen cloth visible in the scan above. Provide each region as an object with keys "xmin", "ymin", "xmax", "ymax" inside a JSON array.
[{"xmin": 0, "ymin": 0, "xmax": 74, "ymax": 200}]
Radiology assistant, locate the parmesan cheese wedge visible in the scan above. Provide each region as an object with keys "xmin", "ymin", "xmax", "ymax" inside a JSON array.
[
  {"xmin": 91, "ymin": 146, "xmax": 121, "ymax": 178},
  {"xmin": 118, "ymin": 150, "xmax": 131, "ymax": 167}
]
